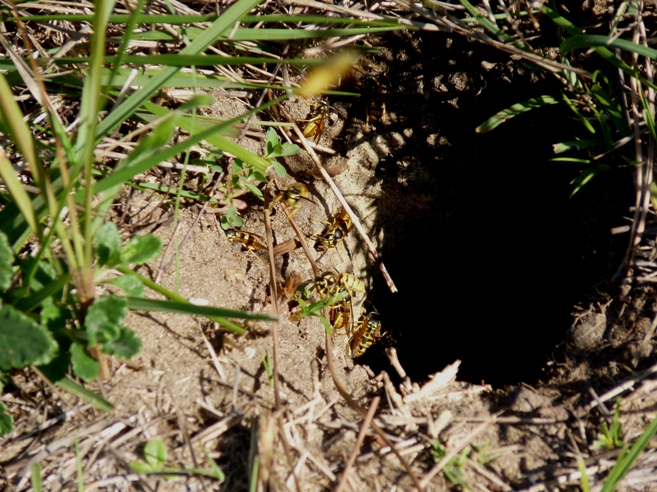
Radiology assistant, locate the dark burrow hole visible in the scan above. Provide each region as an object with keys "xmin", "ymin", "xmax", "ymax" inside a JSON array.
[{"xmin": 349, "ymin": 31, "xmax": 634, "ymax": 388}]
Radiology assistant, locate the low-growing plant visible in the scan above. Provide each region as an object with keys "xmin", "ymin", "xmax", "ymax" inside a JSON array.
[
  {"xmin": 130, "ymin": 439, "xmax": 225, "ymax": 481},
  {"xmin": 594, "ymin": 399, "xmax": 625, "ymax": 451},
  {"xmin": 0, "ymin": 0, "xmax": 408, "ymax": 436},
  {"xmin": 291, "ymin": 280, "xmax": 349, "ymax": 334},
  {"xmin": 431, "ymin": 441, "xmax": 472, "ymax": 489}
]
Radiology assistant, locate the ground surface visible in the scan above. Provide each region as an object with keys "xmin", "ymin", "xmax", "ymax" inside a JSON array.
[{"xmin": 3, "ymin": 8, "xmax": 657, "ymax": 492}]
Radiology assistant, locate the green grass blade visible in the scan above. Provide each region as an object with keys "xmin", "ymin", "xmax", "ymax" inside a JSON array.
[
  {"xmin": 140, "ymin": 100, "xmax": 278, "ymax": 171},
  {"xmin": 126, "ymin": 297, "xmax": 276, "ymax": 321},
  {"xmin": 542, "ymin": 6, "xmax": 657, "ymax": 91},
  {"xmin": 54, "ymin": 376, "xmax": 114, "ymax": 412},
  {"xmin": 0, "ymin": 152, "xmax": 40, "ymax": 240},
  {"xmin": 95, "ymin": 0, "xmax": 263, "ymax": 139},
  {"xmin": 601, "ymin": 415, "xmax": 657, "ymax": 492},
  {"xmin": 75, "ymin": 436, "xmax": 83, "ymax": 492},
  {"xmin": 0, "ymin": 72, "xmax": 39, "ymax": 173},
  {"xmin": 128, "ymin": 26, "xmax": 404, "ymax": 42},
  {"xmin": 475, "ymin": 95, "xmax": 559, "ymax": 133},
  {"xmin": 562, "ymin": 34, "xmax": 657, "ymax": 60},
  {"xmin": 50, "ymin": 54, "xmax": 327, "ymax": 68},
  {"xmin": 641, "ymin": 92, "xmax": 657, "ymax": 143},
  {"xmin": 590, "ymin": 84, "xmax": 631, "ymax": 136},
  {"xmin": 133, "ymin": 182, "xmax": 220, "ymax": 202},
  {"xmin": 31, "ymin": 462, "xmax": 43, "ymax": 492},
  {"xmin": 562, "ymin": 93, "xmax": 597, "ymax": 134},
  {"xmin": 3, "ymin": 14, "xmax": 399, "ymax": 26},
  {"xmin": 78, "ymin": 0, "xmax": 117, "ymax": 267},
  {"xmin": 459, "ymin": 0, "xmax": 515, "ymax": 45},
  {"xmin": 104, "ymin": 0, "xmax": 148, "ymax": 102},
  {"xmin": 115, "ymin": 265, "xmax": 249, "ymax": 334},
  {"xmin": 84, "ymin": 109, "xmax": 268, "ymax": 199}
]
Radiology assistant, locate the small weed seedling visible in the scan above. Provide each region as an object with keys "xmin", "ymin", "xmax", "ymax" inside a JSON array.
[
  {"xmin": 432, "ymin": 441, "xmax": 472, "ymax": 489},
  {"xmin": 594, "ymin": 399, "xmax": 624, "ymax": 451},
  {"xmin": 130, "ymin": 439, "xmax": 225, "ymax": 482}
]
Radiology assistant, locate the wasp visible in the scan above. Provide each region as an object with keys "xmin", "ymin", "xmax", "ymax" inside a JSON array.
[
  {"xmin": 329, "ymin": 299, "xmax": 351, "ymax": 333},
  {"xmin": 302, "ymin": 99, "xmax": 328, "ymax": 143},
  {"xmin": 311, "ymin": 208, "xmax": 353, "ymax": 253},
  {"xmin": 313, "ymin": 272, "xmax": 364, "ymax": 335},
  {"xmin": 349, "ymin": 310, "xmax": 388, "ymax": 358},
  {"xmin": 313, "ymin": 271, "xmax": 364, "ymax": 298},
  {"xmin": 272, "ymin": 182, "xmax": 313, "ymax": 215},
  {"xmin": 225, "ymin": 228, "xmax": 266, "ymax": 252}
]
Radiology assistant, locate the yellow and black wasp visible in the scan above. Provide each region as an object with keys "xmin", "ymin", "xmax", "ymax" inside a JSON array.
[
  {"xmin": 349, "ymin": 310, "xmax": 389, "ymax": 358},
  {"xmin": 328, "ymin": 299, "xmax": 351, "ymax": 333},
  {"xmin": 302, "ymin": 99, "xmax": 329, "ymax": 143},
  {"xmin": 310, "ymin": 207, "xmax": 353, "ymax": 255},
  {"xmin": 313, "ymin": 271, "xmax": 364, "ymax": 335},
  {"xmin": 313, "ymin": 271, "xmax": 364, "ymax": 298},
  {"xmin": 225, "ymin": 228, "xmax": 266, "ymax": 252},
  {"xmin": 272, "ymin": 182, "xmax": 313, "ymax": 215}
]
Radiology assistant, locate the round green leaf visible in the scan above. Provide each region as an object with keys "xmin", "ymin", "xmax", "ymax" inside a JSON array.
[
  {"xmin": 102, "ymin": 327, "xmax": 141, "ymax": 358},
  {"xmin": 144, "ymin": 439, "xmax": 167, "ymax": 469},
  {"xmin": 70, "ymin": 342, "xmax": 99, "ymax": 382},
  {"xmin": 0, "ymin": 305, "xmax": 57, "ymax": 370}
]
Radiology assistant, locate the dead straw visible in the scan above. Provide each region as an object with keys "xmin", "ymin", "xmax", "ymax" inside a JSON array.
[
  {"xmin": 335, "ymin": 396, "xmax": 381, "ymax": 492},
  {"xmin": 282, "ymin": 205, "xmax": 425, "ymax": 492},
  {"xmin": 277, "ymin": 104, "xmax": 399, "ymax": 293},
  {"xmin": 420, "ymin": 414, "xmax": 499, "ymax": 488},
  {"xmin": 264, "ymin": 198, "xmax": 303, "ymax": 492}
]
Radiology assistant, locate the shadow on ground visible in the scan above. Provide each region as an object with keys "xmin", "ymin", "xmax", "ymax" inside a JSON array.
[{"xmin": 349, "ymin": 31, "xmax": 633, "ymax": 387}]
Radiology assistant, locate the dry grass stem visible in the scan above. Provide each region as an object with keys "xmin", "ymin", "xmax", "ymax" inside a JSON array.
[
  {"xmin": 277, "ymin": 104, "xmax": 398, "ymax": 293},
  {"xmin": 420, "ymin": 414, "xmax": 499, "ymax": 487},
  {"xmin": 335, "ymin": 396, "xmax": 381, "ymax": 492}
]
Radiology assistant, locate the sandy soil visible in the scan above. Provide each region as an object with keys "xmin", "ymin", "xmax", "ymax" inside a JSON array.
[{"xmin": 3, "ymin": 15, "xmax": 657, "ymax": 492}]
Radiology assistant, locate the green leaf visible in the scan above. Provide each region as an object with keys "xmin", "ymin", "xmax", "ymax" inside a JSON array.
[
  {"xmin": 108, "ymin": 274, "xmax": 144, "ymax": 297},
  {"xmin": 601, "ymin": 413, "xmax": 657, "ymax": 492},
  {"xmin": 562, "ymin": 34, "xmax": 657, "ymax": 61},
  {"xmin": 318, "ymin": 314, "xmax": 332, "ymax": 335},
  {"xmin": 590, "ymin": 84, "xmax": 631, "ymax": 136},
  {"xmin": 569, "ymin": 164, "xmax": 610, "ymax": 196},
  {"xmin": 552, "ymin": 139, "xmax": 600, "ymax": 154},
  {"xmin": 0, "ymin": 232, "xmax": 13, "ymax": 291},
  {"xmin": 0, "ymin": 402, "xmax": 13, "ymax": 435},
  {"xmin": 85, "ymin": 296, "xmax": 128, "ymax": 346},
  {"xmin": 70, "ymin": 342, "xmax": 99, "ymax": 382},
  {"xmin": 95, "ymin": 0, "xmax": 266, "ymax": 139},
  {"xmin": 96, "ymin": 222, "xmax": 122, "ymax": 267},
  {"xmin": 144, "ymin": 439, "xmax": 167, "ymax": 469},
  {"xmin": 54, "ymin": 377, "xmax": 114, "ymax": 412},
  {"xmin": 31, "ymin": 462, "xmax": 42, "ymax": 492},
  {"xmin": 40, "ymin": 301, "xmax": 70, "ymax": 333},
  {"xmin": 278, "ymin": 142, "xmax": 299, "ymax": 157},
  {"xmin": 243, "ymin": 183, "xmax": 264, "ymax": 201},
  {"xmin": 126, "ymin": 297, "xmax": 277, "ymax": 321},
  {"xmin": 0, "ymin": 370, "xmax": 7, "ymax": 393},
  {"xmin": 38, "ymin": 348, "xmax": 70, "ymax": 383},
  {"xmin": 130, "ymin": 461, "xmax": 157, "ymax": 474},
  {"xmin": 102, "ymin": 327, "xmax": 141, "ymax": 358},
  {"xmin": 0, "ymin": 305, "xmax": 57, "ymax": 370},
  {"xmin": 118, "ymin": 112, "xmax": 179, "ymax": 171},
  {"xmin": 265, "ymin": 128, "xmax": 280, "ymax": 155},
  {"xmin": 271, "ymin": 161, "xmax": 287, "ymax": 177},
  {"xmin": 121, "ymin": 234, "xmax": 163, "ymax": 265},
  {"xmin": 476, "ymin": 95, "xmax": 560, "ymax": 133}
]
